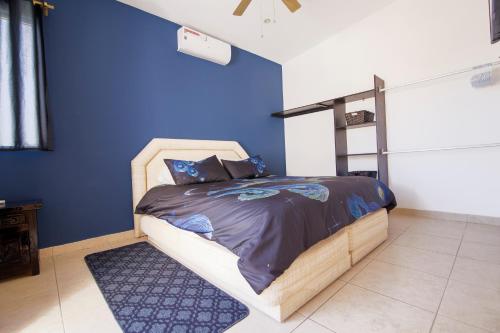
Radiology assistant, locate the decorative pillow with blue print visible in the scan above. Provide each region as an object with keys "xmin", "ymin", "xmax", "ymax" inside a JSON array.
[
  {"xmin": 164, "ymin": 155, "xmax": 230, "ymax": 185},
  {"xmin": 221, "ymin": 156, "xmax": 270, "ymax": 179}
]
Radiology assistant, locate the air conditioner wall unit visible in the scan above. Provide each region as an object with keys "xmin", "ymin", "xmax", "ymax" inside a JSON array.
[{"xmin": 177, "ymin": 27, "xmax": 232, "ymax": 66}]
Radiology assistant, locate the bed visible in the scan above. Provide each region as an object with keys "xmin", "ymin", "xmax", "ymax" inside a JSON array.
[{"xmin": 131, "ymin": 138, "xmax": 391, "ymax": 322}]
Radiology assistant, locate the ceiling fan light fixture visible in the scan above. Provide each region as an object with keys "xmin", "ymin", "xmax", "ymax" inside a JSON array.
[
  {"xmin": 232, "ymin": 0, "xmax": 301, "ymax": 16},
  {"xmin": 233, "ymin": 0, "xmax": 252, "ymax": 16},
  {"xmin": 281, "ymin": 0, "xmax": 301, "ymax": 13}
]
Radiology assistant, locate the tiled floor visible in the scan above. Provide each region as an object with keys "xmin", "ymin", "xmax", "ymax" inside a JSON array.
[{"xmin": 1, "ymin": 212, "xmax": 500, "ymax": 333}]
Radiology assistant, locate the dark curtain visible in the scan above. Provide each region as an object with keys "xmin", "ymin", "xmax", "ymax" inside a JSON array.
[{"xmin": 0, "ymin": 0, "xmax": 51, "ymax": 150}]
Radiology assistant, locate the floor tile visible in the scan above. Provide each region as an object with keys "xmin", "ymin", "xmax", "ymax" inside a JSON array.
[
  {"xmin": 450, "ymin": 257, "xmax": 500, "ymax": 291},
  {"xmin": 388, "ymin": 224, "xmax": 407, "ymax": 240},
  {"xmin": 53, "ymin": 249, "xmax": 96, "ymax": 286},
  {"xmin": 104, "ymin": 230, "xmax": 135, "ymax": 244},
  {"xmin": 0, "ymin": 257, "xmax": 57, "ymax": 303},
  {"xmin": 227, "ymin": 307, "xmax": 305, "ymax": 333},
  {"xmin": 59, "ymin": 281, "xmax": 121, "ymax": 333},
  {"xmin": 406, "ymin": 219, "xmax": 466, "ymax": 240},
  {"xmin": 51, "ymin": 235, "xmax": 109, "ymax": 256},
  {"xmin": 351, "ymin": 261, "xmax": 447, "ymax": 312},
  {"xmin": 463, "ymin": 223, "xmax": 500, "ymax": 246},
  {"xmin": 439, "ymin": 279, "xmax": 500, "ymax": 332},
  {"xmin": 338, "ymin": 256, "xmax": 372, "ymax": 282},
  {"xmin": 55, "ymin": 242, "xmax": 149, "ymax": 333},
  {"xmin": 394, "ymin": 232, "xmax": 461, "ymax": 255},
  {"xmin": 431, "ymin": 315, "xmax": 490, "ymax": 333},
  {"xmin": 0, "ymin": 290, "xmax": 64, "ymax": 333},
  {"xmin": 106, "ymin": 236, "xmax": 148, "ymax": 248},
  {"xmin": 366, "ymin": 240, "xmax": 393, "ymax": 259},
  {"xmin": 376, "ymin": 244, "xmax": 455, "ymax": 278},
  {"xmin": 311, "ymin": 284, "xmax": 434, "ymax": 333},
  {"xmin": 293, "ymin": 319, "xmax": 333, "ymax": 333},
  {"xmin": 5, "ymin": 216, "xmax": 500, "ymax": 333},
  {"xmin": 458, "ymin": 241, "xmax": 500, "ymax": 265},
  {"xmin": 388, "ymin": 212, "xmax": 420, "ymax": 231},
  {"xmin": 39, "ymin": 247, "xmax": 53, "ymax": 258},
  {"xmin": 297, "ymin": 279, "xmax": 346, "ymax": 317}
]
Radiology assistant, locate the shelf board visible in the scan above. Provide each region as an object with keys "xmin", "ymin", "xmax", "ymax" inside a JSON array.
[
  {"xmin": 334, "ymin": 89, "xmax": 375, "ymax": 104},
  {"xmin": 337, "ymin": 152, "xmax": 378, "ymax": 157},
  {"xmin": 336, "ymin": 121, "xmax": 376, "ymax": 130},
  {"xmin": 271, "ymin": 89, "xmax": 375, "ymax": 119},
  {"xmin": 271, "ymin": 102, "xmax": 333, "ymax": 118}
]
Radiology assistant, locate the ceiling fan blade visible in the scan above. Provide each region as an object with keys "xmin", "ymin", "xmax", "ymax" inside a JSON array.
[
  {"xmin": 233, "ymin": 0, "xmax": 252, "ymax": 16},
  {"xmin": 281, "ymin": 0, "xmax": 301, "ymax": 13}
]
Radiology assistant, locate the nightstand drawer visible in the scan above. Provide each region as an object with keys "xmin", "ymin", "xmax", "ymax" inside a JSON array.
[{"xmin": 0, "ymin": 214, "xmax": 26, "ymax": 227}]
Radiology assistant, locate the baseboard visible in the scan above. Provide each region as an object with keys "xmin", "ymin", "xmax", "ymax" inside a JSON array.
[
  {"xmin": 39, "ymin": 230, "xmax": 137, "ymax": 258},
  {"xmin": 393, "ymin": 208, "xmax": 500, "ymax": 226}
]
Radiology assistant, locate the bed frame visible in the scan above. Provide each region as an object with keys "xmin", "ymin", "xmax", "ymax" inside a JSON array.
[{"xmin": 131, "ymin": 138, "xmax": 388, "ymax": 322}]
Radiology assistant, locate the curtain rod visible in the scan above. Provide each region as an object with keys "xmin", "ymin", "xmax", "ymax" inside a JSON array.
[
  {"xmin": 32, "ymin": 0, "xmax": 55, "ymax": 16},
  {"xmin": 380, "ymin": 57, "xmax": 500, "ymax": 92},
  {"xmin": 382, "ymin": 142, "xmax": 500, "ymax": 155}
]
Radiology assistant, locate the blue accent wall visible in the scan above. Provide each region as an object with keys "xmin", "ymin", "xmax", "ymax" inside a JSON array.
[{"xmin": 0, "ymin": 0, "xmax": 284, "ymax": 248}]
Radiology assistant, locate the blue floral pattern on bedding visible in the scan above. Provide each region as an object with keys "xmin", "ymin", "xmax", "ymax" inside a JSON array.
[
  {"xmin": 249, "ymin": 156, "xmax": 267, "ymax": 175},
  {"xmin": 208, "ymin": 183, "xmax": 329, "ymax": 202},
  {"xmin": 173, "ymin": 160, "xmax": 198, "ymax": 176},
  {"xmin": 164, "ymin": 155, "xmax": 230, "ymax": 185},
  {"xmin": 136, "ymin": 175, "xmax": 397, "ymax": 294},
  {"xmin": 164, "ymin": 214, "xmax": 214, "ymax": 239},
  {"xmin": 221, "ymin": 156, "xmax": 269, "ymax": 179}
]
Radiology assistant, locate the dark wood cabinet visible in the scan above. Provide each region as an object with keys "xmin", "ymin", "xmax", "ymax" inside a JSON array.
[{"xmin": 0, "ymin": 201, "xmax": 42, "ymax": 280}]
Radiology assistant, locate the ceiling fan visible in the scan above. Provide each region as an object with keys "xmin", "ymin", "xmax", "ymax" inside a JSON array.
[{"xmin": 233, "ymin": 0, "xmax": 301, "ymax": 16}]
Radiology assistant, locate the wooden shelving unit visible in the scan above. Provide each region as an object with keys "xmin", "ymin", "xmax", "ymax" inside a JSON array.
[{"xmin": 271, "ymin": 75, "xmax": 389, "ymax": 185}]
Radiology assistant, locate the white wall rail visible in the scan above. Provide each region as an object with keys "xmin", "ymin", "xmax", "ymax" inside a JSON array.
[
  {"xmin": 380, "ymin": 57, "xmax": 500, "ymax": 92},
  {"xmin": 383, "ymin": 142, "xmax": 500, "ymax": 155}
]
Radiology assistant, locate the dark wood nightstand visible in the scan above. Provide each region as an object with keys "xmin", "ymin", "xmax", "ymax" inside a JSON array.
[{"xmin": 0, "ymin": 201, "xmax": 42, "ymax": 280}]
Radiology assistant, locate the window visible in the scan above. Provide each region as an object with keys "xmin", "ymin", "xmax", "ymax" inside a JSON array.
[{"xmin": 0, "ymin": 0, "xmax": 51, "ymax": 150}]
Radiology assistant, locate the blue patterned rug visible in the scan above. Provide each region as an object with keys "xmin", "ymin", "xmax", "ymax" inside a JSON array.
[{"xmin": 85, "ymin": 242, "xmax": 249, "ymax": 333}]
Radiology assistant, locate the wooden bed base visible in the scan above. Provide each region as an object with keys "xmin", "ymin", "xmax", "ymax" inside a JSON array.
[{"xmin": 141, "ymin": 209, "xmax": 388, "ymax": 322}]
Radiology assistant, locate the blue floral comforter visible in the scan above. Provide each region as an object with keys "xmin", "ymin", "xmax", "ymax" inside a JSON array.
[{"xmin": 135, "ymin": 176, "xmax": 396, "ymax": 294}]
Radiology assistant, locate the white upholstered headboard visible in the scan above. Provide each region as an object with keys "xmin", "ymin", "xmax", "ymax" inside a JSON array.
[{"xmin": 131, "ymin": 138, "xmax": 249, "ymax": 237}]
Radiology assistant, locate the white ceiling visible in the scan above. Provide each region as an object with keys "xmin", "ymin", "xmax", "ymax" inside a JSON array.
[{"xmin": 117, "ymin": 0, "xmax": 396, "ymax": 64}]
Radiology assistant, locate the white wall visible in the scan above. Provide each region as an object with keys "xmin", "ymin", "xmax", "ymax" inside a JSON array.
[{"xmin": 283, "ymin": 0, "xmax": 500, "ymax": 217}]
